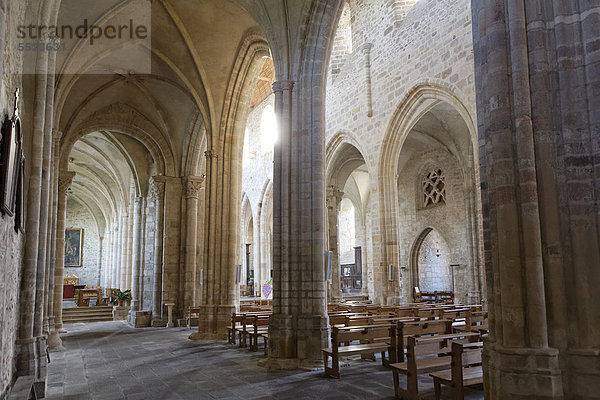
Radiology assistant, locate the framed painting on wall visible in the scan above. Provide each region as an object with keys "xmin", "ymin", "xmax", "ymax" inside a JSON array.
[
  {"xmin": 65, "ymin": 228, "xmax": 84, "ymax": 267},
  {"xmin": 0, "ymin": 89, "xmax": 22, "ymax": 216}
]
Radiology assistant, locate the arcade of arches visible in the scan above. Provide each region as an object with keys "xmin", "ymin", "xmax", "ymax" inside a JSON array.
[{"xmin": 0, "ymin": 0, "xmax": 598, "ymax": 399}]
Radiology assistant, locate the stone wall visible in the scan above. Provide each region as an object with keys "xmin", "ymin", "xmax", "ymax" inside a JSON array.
[
  {"xmin": 416, "ymin": 229, "xmax": 451, "ymax": 292},
  {"xmin": 0, "ymin": 0, "xmax": 27, "ymax": 396},
  {"xmin": 325, "ymin": 0, "xmax": 478, "ymax": 302},
  {"xmin": 396, "ymin": 148, "xmax": 474, "ymax": 303},
  {"xmin": 64, "ymin": 198, "xmax": 101, "ymax": 287}
]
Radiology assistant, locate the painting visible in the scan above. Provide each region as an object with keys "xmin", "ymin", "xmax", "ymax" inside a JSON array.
[
  {"xmin": 0, "ymin": 89, "xmax": 22, "ymax": 216},
  {"xmin": 65, "ymin": 228, "xmax": 84, "ymax": 267}
]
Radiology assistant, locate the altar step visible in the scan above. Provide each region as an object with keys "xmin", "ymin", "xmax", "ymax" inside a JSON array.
[{"xmin": 62, "ymin": 306, "xmax": 114, "ymax": 323}]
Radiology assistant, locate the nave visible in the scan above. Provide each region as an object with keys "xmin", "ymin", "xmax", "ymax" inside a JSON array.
[{"xmin": 46, "ymin": 320, "xmax": 483, "ymax": 400}]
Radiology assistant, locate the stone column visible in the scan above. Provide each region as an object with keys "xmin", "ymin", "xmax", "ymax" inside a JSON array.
[
  {"xmin": 191, "ymin": 149, "xmax": 235, "ymax": 340},
  {"xmin": 44, "ymin": 130, "xmax": 61, "ymax": 335},
  {"xmin": 111, "ymin": 217, "xmax": 120, "ymax": 289},
  {"xmin": 183, "ymin": 176, "xmax": 204, "ymax": 309},
  {"xmin": 48, "ymin": 171, "xmax": 75, "ymax": 350},
  {"xmin": 118, "ymin": 212, "xmax": 129, "ymax": 290},
  {"xmin": 97, "ymin": 237, "xmax": 103, "ymax": 286},
  {"xmin": 129, "ymin": 197, "xmax": 143, "ymax": 313},
  {"xmin": 267, "ymin": 77, "xmax": 329, "ymax": 369},
  {"xmin": 16, "ymin": 20, "xmax": 51, "ymax": 378},
  {"xmin": 326, "ymin": 186, "xmax": 344, "ymax": 300},
  {"xmin": 124, "ymin": 199, "xmax": 134, "ymax": 290},
  {"xmin": 360, "ymin": 43, "xmax": 374, "ymax": 118},
  {"xmin": 149, "ymin": 177, "xmax": 165, "ymax": 323},
  {"xmin": 473, "ymin": 1, "xmax": 600, "ymax": 398}
]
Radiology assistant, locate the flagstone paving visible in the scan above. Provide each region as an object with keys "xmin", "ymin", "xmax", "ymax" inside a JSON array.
[{"xmin": 46, "ymin": 321, "xmax": 484, "ymax": 400}]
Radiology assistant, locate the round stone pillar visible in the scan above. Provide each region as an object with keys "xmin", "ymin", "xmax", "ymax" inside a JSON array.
[{"xmin": 48, "ymin": 171, "xmax": 75, "ymax": 350}]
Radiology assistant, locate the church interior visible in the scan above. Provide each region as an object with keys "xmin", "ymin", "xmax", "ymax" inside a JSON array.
[{"xmin": 0, "ymin": 0, "xmax": 598, "ymax": 399}]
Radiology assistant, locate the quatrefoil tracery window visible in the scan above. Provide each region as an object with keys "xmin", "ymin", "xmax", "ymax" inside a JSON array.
[{"xmin": 423, "ymin": 169, "xmax": 446, "ymax": 207}]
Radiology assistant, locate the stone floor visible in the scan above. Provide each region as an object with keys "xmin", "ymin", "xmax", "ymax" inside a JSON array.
[{"xmin": 46, "ymin": 321, "xmax": 484, "ymax": 400}]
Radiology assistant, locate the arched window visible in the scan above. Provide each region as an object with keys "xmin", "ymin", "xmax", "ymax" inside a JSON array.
[
  {"xmin": 423, "ymin": 168, "xmax": 446, "ymax": 207},
  {"xmin": 260, "ymin": 104, "xmax": 277, "ymax": 153}
]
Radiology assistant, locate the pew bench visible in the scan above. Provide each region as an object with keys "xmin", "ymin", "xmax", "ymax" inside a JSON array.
[
  {"xmin": 228, "ymin": 313, "xmax": 245, "ymax": 344},
  {"xmin": 186, "ymin": 307, "xmax": 201, "ymax": 329},
  {"xmin": 429, "ymin": 342, "xmax": 483, "ymax": 400},
  {"xmin": 397, "ymin": 319, "xmax": 454, "ymax": 362},
  {"xmin": 237, "ymin": 312, "xmax": 272, "ymax": 348},
  {"xmin": 389, "ymin": 332, "xmax": 480, "ymax": 400},
  {"xmin": 322, "ymin": 324, "xmax": 397, "ymax": 378},
  {"xmin": 247, "ymin": 315, "xmax": 270, "ymax": 352}
]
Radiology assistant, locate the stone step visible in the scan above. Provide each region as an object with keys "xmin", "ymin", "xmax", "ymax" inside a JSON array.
[
  {"xmin": 63, "ymin": 316, "xmax": 114, "ymax": 323},
  {"xmin": 62, "ymin": 306, "xmax": 114, "ymax": 323},
  {"xmin": 63, "ymin": 306, "xmax": 113, "ymax": 314}
]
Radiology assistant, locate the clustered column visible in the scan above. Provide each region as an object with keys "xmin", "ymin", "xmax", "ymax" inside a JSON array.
[
  {"xmin": 473, "ymin": 1, "xmax": 600, "ymax": 398},
  {"xmin": 267, "ymin": 77, "xmax": 329, "ymax": 368},
  {"xmin": 149, "ymin": 176, "xmax": 166, "ymax": 323},
  {"xmin": 48, "ymin": 171, "xmax": 75, "ymax": 349}
]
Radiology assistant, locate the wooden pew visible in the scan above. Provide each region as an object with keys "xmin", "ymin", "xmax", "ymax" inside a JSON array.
[
  {"xmin": 248, "ymin": 315, "xmax": 270, "ymax": 352},
  {"xmin": 429, "ymin": 342, "xmax": 484, "ymax": 400},
  {"xmin": 396, "ymin": 319, "xmax": 454, "ymax": 362},
  {"xmin": 389, "ymin": 332, "xmax": 481, "ymax": 399},
  {"xmin": 228, "ymin": 313, "xmax": 244, "ymax": 344},
  {"xmin": 435, "ymin": 291, "xmax": 454, "ymax": 304},
  {"xmin": 186, "ymin": 307, "xmax": 201, "ymax": 329},
  {"xmin": 322, "ymin": 324, "xmax": 397, "ymax": 378},
  {"xmin": 465, "ymin": 311, "xmax": 488, "ymax": 334},
  {"xmin": 237, "ymin": 312, "xmax": 272, "ymax": 348}
]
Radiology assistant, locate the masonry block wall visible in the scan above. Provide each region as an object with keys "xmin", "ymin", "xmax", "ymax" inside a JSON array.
[
  {"xmin": 0, "ymin": 0, "xmax": 27, "ymax": 395},
  {"xmin": 396, "ymin": 148, "xmax": 474, "ymax": 303},
  {"xmin": 64, "ymin": 199, "xmax": 101, "ymax": 287},
  {"xmin": 325, "ymin": 0, "xmax": 479, "ymax": 303}
]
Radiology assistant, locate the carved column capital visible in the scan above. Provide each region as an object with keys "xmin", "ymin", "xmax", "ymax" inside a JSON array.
[
  {"xmin": 326, "ymin": 186, "xmax": 344, "ymax": 210},
  {"xmin": 272, "ymin": 79, "xmax": 294, "ymax": 93},
  {"xmin": 52, "ymin": 129, "xmax": 63, "ymax": 142},
  {"xmin": 183, "ymin": 176, "xmax": 204, "ymax": 199},
  {"xmin": 204, "ymin": 150, "xmax": 218, "ymax": 159},
  {"xmin": 58, "ymin": 171, "xmax": 76, "ymax": 194},
  {"xmin": 148, "ymin": 176, "xmax": 165, "ymax": 200},
  {"xmin": 326, "ymin": 185, "xmax": 344, "ymax": 201},
  {"xmin": 360, "ymin": 42, "xmax": 374, "ymax": 55}
]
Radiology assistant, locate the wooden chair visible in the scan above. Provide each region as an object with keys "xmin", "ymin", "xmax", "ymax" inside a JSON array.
[{"xmin": 429, "ymin": 342, "xmax": 483, "ymax": 399}]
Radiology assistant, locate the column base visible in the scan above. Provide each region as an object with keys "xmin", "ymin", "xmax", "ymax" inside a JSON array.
[
  {"xmin": 267, "ymin": 313, "xmax": 328, "ymax": 369},
  {"xmin": 189, "ymin": 304, "xmax": 235, "ymax": 341},
  {"xmin": 15, "ymin": 338, "xmax": 37, "ymax": 376},
  {"xmin": 257, "ymin": 357, "xmax": 323, "ymax": 371},
  {"xmin": 151, "ymin": 318, "xmax": 167, "ymax": 327},
  {"xmin": 47, "ymin": 331, "xmax": 65, "ymax": 352},
  {"xmin": 127, "ymin": 310, "xmax": 152, "ymax": 328},
  {"xmin": 564, "ymin": 348, "xmax": 600, "ymax": 398},
  {"xmin": 484, "ymin": 340, "xmax": 563, "ymax": 399}
]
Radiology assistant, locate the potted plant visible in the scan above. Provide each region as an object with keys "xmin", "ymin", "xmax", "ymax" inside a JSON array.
[{"xmin": 112, "ymin": 289, "xmax": 131, "ymax": 307}]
